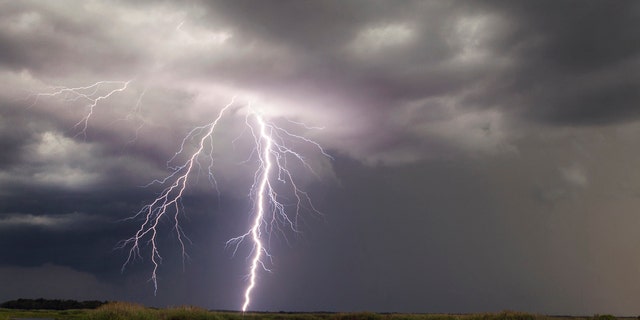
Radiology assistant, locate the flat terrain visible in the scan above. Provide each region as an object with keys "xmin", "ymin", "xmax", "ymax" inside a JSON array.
[{"xmin": 0, "ymin": 303, "xmax": 631, "ymax": 320}]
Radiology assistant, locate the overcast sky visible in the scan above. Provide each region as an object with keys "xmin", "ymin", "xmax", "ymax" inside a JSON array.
[{"xmin": 2, "ymin": 0, "xmax": 640, "ymax": 315}]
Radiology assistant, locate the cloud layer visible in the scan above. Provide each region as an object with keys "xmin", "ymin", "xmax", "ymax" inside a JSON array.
[{"xmin": 2, "ymin": 0, "xmax": 640, "ymax": 314}]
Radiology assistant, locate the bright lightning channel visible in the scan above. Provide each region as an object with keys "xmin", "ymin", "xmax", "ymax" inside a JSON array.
[
  {"xmin": 119, "ymin": 98, "xmax": 331, "ymax": 311},
  {"xmin": 241, "ymin": 113, "xmax": 271, "ymax": 312}
]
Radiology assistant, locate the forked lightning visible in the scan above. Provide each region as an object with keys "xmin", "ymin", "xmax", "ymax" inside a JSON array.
[
  {"xmin": 119, "ymin": 98, "xmax": 330, "ymax": 311},
  {"xmin": 29, "ymin": 81, "xmax": 131, "ymax": 138},
  {"xmin": 30, "ymin": 81, "xmax": 330, "ymax": 311}
]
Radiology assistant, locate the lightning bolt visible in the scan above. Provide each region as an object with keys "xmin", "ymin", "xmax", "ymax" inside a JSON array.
[
  {"xmin": 241, "ymin": 113, "xmax": 271, "ymax": 312},
  {"xmin": 29, "ymin": 81, "xmax": 131, "ymax": 138},
  {"xmin": 119, "ymin": 97, "xmax": 331, "ymax": 311},
  {"xmin": 227, "ymin": 105, "xmax": 331, "ymax": 312},
  {"xmin": 27, "ymin": 78, "xmax": 330, "ymax": 311},
  {"xmin": 118, "ymin": 98, "xmax": 235, "ymax": 294}
]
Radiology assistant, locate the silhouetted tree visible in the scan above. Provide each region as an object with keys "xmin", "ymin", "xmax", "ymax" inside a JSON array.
[{"xmin": 0, "ymin": 298, "xmax": 107, "ymax": 310}]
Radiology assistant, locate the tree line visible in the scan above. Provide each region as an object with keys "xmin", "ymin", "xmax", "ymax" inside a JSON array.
[{"xmin": 0, "ymin": 298, "xmax": 106, "ymax": 310}]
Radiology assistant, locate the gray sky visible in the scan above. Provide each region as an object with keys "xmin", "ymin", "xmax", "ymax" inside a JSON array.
[{"xmin": 1, "ymin": 0, "xmax": 640, "ymax": 315}]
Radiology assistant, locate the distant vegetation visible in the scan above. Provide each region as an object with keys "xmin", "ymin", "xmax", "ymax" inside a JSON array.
[
  {"xmin": 0, "ymin": 298, "xmax": 106, "ymax": 310},
  {"xmin": 0, "ymin": 301, "xmax": 630, "ymax": 320}
]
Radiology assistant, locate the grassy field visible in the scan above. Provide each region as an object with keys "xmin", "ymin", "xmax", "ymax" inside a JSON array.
[{"xmin": 0, "ymin": 302, "xmax": 628, "ymax": 320}]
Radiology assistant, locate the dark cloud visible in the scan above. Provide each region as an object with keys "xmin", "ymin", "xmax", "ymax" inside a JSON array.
[
  {"xmin": 0, "ymin": 2, "xmax": 142, "ymax": 77},
  {"xmin": 2, "ymin": 0, "xmax": 640, "ymax": 315},
  {"xmin": 0, "ymin": 264, "xmax": 118, "ymax": 302},
  {"xmin": 466, "ymin": 0, "xmax": 640, "ymax": 125}
]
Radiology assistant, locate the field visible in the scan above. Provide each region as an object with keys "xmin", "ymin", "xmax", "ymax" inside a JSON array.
[{"xmin": 0, "ymin": 302, "xmax": 629, "ymax": 320}]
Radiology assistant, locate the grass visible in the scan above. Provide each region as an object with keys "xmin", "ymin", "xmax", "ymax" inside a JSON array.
[
  {"xmin": 0, "ymin": 303, "xmax": 631, "ymax": 320},
  {"xmin": 0, "ymin": 307, "xmax": 87, "ymax": 320}
]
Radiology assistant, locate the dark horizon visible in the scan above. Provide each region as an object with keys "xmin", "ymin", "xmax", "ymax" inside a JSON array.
[{"xmin": 1, "ymin": 297, "xmax": 634, "ymax": 317}]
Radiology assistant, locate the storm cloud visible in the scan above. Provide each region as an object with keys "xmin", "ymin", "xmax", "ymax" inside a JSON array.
[{"xmin": 1, "ymin": 0, "xmax": 640, "ymax": 315}]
